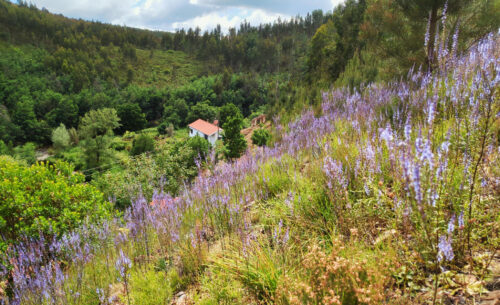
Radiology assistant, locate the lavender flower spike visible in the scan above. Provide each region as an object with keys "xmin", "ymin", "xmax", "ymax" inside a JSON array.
[{"xmin": 437, "ymin": 235, "xmax": 454, "ymax": 262}]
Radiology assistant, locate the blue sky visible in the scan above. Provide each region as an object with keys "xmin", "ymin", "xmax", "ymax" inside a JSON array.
[{"xmin": 16, "ymin": 0, "xmax": 344, "ymax": 32}]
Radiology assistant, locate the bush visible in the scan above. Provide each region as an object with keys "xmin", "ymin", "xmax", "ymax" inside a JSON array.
[
  {"xmin": 157, "ymin": 122, "xmax": 174, "ymax": 137},
  {"xmin": 51, "ymin": 123, "xmax": 70, "ymax": 151},
  {"xmin": 0, "ymin": 140, "xmax": 11, "ymax": 155},
  {"xmin": 58, "ymin": 146, "xmax": 86, "ymax": 170},
  {"xmin": 251, "ymin": 128, "xmax": 271, "ymax": 146},
  {"xmin": 13, "ymin": 142, "xmax": 37, "ymax": 164},
  {"xmin": 131, "ymin": 133, "xmax": 155, "ymax": 156},
  {"xmin": 0, "ymin": 156, "xmax": 111, "ymax": 245},
  {"xmin": 187, "ymin": 136, "xmax": 210, "ymax": 158}
]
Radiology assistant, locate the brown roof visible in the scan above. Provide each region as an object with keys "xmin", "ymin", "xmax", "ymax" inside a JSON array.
[{"xmin": 188, "ymin": 119, "xmax": 222, "ymax": 136}]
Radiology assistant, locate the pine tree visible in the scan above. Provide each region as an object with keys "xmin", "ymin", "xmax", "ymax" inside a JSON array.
[{"xmin": 222, "ymin": 113, "xmax": 247, "ymax": 159}]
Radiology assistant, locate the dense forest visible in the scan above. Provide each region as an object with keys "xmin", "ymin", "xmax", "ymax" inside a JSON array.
[
  {"xmin": 0, "ymin": 0, "xmax": 499, "ymax": 304},
  {"xmin": 1, "ymin": 0, "xmax": 498, "ymax": 147}
]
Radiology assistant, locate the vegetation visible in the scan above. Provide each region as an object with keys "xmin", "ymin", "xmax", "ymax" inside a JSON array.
[
  {"xmin": 251, "ymin": 129, "xmax": 271, "ymax": 147},
  {"xmin": 0, "ymin": 0, "xmax": 499, "ymax": 304},
  {"xmin": 223, "ymin": 111, "xmax": 247, "ymax": 159},
  {"xmin": 0, "ymin": 156, "xmax": 111, "ymax": 249},
  {"xmin": 130, "ymin": 134, "xmax": 155, "ymax": 156}
]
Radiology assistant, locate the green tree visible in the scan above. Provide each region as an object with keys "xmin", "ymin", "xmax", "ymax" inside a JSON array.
[
  {"xmin": 117, "ymin": 103, "xmax": 147, "ymax": 134},
  {"xmin": 395, "ymin": 0, "xmax": 466, "ymax": 67},
  {"xmin": 79, "ymin": 108, "xmax": 121, "ymax": 139},
  {"xmin": 79, "ymin": 108, "xmax": 120, "ymax": 169},
  {"xmin": 51, "ymin": 123, "xmax": 70, "ymax": 151},
  {"xmin": 187, "ymin": 101, "xmax": 217, "ymax": 124},
  {"xmin": 251, "ymin": 128, "xmax": 271, "ymax": 147},
  {"xmin": 164, "ymin": 98, "xmax": 189, "ymax": 128},
  {"xmin": 307, "ymin": 0, "xmax": 367, "ymax": 83},
  {"xmin": 222, "ymin": 112, "xmax": 247, "ymax": 159},
  {"xmin": 0, "ymin": 156, "xmax": 111, "ymax": 245},
  {"xmin": 12, "ymin": 97, "xmax": 38, "ymax": 142},
  {"xmin": 131, "ymin": 133, "xmax": 155, "ymax": 156},
  {"xmin": 219, "ymin": 103, "xmax": 240, "ymax": 127}
]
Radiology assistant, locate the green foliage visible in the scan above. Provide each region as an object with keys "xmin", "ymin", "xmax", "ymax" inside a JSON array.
[
  {"xmin": 12, "ymin": 142, "xmax": 37, "ymax": 164},
  {"xmin": 58, "ymin": 146, "xmax": 86, "ymax": 170},
  {"xmin": 213, "ymin": 240, "xmax": 282, "ymax": 301},
  {"xmin": 187, "ymin": 101, "xmax": 217, "ymax": 124},
  {"xmin": 219, "ymin": 103, "xmax": 240, "ymax": 127},
  {"xmin": 0, "ymin": 156, "xmax": 111, "ymax": 244},
  {"xmin": 164, "ymin": 98, "xmax": 189, "ymax": 128},
  {"xmin": 157, "ymin": 122, "xmax": 174, "ymax": 136},
  {"xmin": 79, "ymin": 108, "xmax": 120, "ymax": 169},
  {"xmin": 51, "ymin": 123, "xmax": 70, "ymax": 151},
  {"xmin": 93, "ymin": 137, "xmax": 202, "ymax": 208},
  {"xmin": 198, "ymin": 264, "xmax": 248, "ymax": 305},
  {"xmin": 251, "ymin": 129, "xmax": 271, "ymax": 147},
  {"xmin": 222, "ymin": 112, "xmax": 247, "ymax": 159},
  {"xmin": 131, "ymin": 133, "xmax": 155, "ymax": 156},
  {"xmin": 0, "ymin": 140, "xmax": 11, "ymax": 155},
  {"xmin": 129, "ymin": 268, "xmax": 172, "ymax": 305},
  {"xmin": 187, "ymin": 135, "xmax": 211, "ymax": 158},
  {"xmin": 116, "ymin": 103, "xmax": 147, "ymax": 134},
  {"xmin": 79, "ymin": 108, "xmax": 121, "ymax": 139},
  {"xmin": 307, "ymin": 0, "xmax": 367, "ymax": 84}
]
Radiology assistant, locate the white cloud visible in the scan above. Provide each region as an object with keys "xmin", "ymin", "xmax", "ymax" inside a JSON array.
[
  {"xmin": 23, "ymin": 0, "xmax": 345, "ymax": 32},
  {"xmin": 172, "ymin": 8, "xmax": 288, "ymax": 32}
]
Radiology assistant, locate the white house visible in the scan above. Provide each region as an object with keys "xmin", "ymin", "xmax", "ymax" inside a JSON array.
[{"xmin": 188, "ymin": 119, "xmax": 223, "ymax": 146}]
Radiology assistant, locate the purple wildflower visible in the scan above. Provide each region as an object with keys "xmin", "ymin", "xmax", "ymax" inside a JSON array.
[
  {"xmin": 458, "ymin": 211, "xmax": 465, "ymax": 229},
  {"xmin": 437, "ymin": 235, "xmax": 454, "ymax": 262},
  {"xmin": 115, "ymin": 249, "xmax": 132, "ymax": 282},
  {"xmin": 447, "ymin": 215, "xmax": 455, "ymax": 234}
]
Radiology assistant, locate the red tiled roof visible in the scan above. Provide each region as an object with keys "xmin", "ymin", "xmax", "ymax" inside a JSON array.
[{"xmin": 188, "ymin": 119, "xmax": 222, "ymax": 136}]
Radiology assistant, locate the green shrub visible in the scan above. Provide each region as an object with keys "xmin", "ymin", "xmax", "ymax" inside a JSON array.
[
  {"xmin": 13, "ymin": 142, "xmax": 37, "ymax": 164},
  {"xmin": 131, "ymin": 133, "xmax": 155, "ymax": 156},
  {"xmin": 0, "ymin": 156, "xmax": 111, "ymax": 245},
  {"xmin": 110, "ymin": 138, "xmax": 127, "ymax": 151},
  {"xmin": 51, "ymin": 123, "xmax": 70, "ymax": 151},
  {"xmin": 251, "ymin": 129, "xmax": 271, "ymax": 146},
  {"xmin": 157, "ymin": 122, "xmax": 174, "ymax": 137},
  {"xmin": 0, "ymin": 140, "xmax": 11, "ymax": 155},
  {"xmin": 58, "ymin": 146, "xmax": 86, "ymax": 170},
  {"xmin": 187, "ymin": 135, "xmax": 210, "ymax": 157}
]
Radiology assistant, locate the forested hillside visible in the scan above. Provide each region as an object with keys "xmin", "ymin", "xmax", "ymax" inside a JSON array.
[{"xmin": 0, "ymin": 0, "xmax": 499, "ymax": 304}]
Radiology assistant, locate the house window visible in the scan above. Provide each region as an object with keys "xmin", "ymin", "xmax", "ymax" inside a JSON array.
[{"xmin": 204, "ymin": 134, "xmax": 208, "ymax": 140}]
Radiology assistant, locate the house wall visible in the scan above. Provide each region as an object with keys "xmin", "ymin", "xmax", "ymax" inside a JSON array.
[{"xmin": 189, "ymin": 127, "xmax": 219, "ymax": 146}]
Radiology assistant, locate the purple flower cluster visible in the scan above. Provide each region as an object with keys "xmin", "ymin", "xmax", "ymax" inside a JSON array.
[
  {"xmin": 323, "ymin": 156, "xmax": 348, "ymax": 190},
  {"xmin": 115, "ymin": 249, "xmax": 132, "ymax": 282}
]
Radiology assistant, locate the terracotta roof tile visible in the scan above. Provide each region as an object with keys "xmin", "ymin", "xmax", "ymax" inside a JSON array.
[{"xmin": 188, "ymin": 119, "xmax": 222, "ymax": 136}]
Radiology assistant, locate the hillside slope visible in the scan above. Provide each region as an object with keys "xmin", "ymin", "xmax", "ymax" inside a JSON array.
[{"xmin": 1, "ymin": 29, "xmax": 498, "ymax": 305}]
